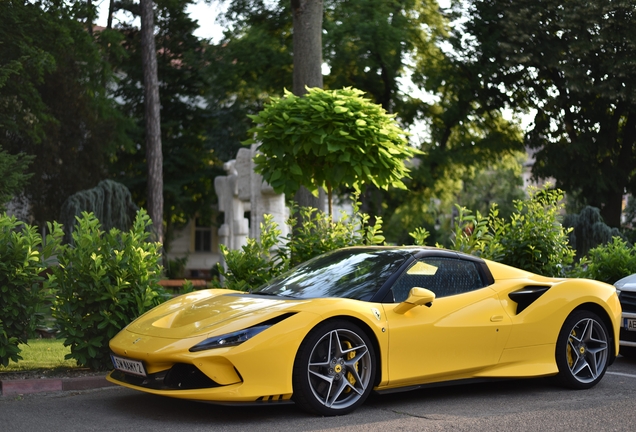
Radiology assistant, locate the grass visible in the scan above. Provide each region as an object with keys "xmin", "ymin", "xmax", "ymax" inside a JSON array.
[{"xmin": 0, "ymin": 339, "xmax": 79, "ymax": 372}]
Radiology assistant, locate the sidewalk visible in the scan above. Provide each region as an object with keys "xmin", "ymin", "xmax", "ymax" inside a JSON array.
[{"xmin": 0, "ymin": 374, "xmax": 115, "ymax": 397}]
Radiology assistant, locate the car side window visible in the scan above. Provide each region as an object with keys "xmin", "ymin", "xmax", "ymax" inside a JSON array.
[{"xmin": 390, "ymin": 257, "xmax": 486, "ymax": 303}]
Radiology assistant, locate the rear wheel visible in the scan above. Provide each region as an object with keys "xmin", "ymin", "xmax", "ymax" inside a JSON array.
[
  {"xmin": 292, "ymin": 320, "xmax": 375, "ymax": 416},
  {"xmin": 555, "ymin": 310, "xmax": 610, "ymax": 389}
]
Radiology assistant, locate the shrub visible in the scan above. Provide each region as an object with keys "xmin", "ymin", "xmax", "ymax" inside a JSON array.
[
  {"xmin": 445, "ymin": 205, "xmax": 504, "ymax": 261},
  {"xmin": 569, "ymin": 237, "xmax": 636, "ymax": 284},
  {"xmin": 563, "ymin": 206, "xmax": 624, "ymax": 260},
  {"xmin": 492, "ymin": 187, "xmax": 575, "ymax": 276},
  {"xmin": 444, "ymin": 186, "xmax": 575, "ymax": 276},
  {"xmin": 280, "ymin": 199, "xmax": 385, "ymax": 268},
  {"xmin": 217, "ymin": 214, "xmax": 285, "ymax": 292},
  {"xmin": 51, "ymin": 210, "xmax": 168, "ymax": 370},
  {"xmin": 217, "ymin": 197, "xmax": 385, "ymax": 291},
  {"xmin": 0, "ymin": 214, "xmax": 62, "ymax": 367}
]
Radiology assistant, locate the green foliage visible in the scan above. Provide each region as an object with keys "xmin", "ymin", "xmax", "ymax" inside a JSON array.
[
  {"xmin": 59, "ymin": 180, "xmax": 139, "ymax": 244},
  {"xmin": 0, "ymin": 214, "xmax": 63, "ymax": 367},
  {"xmin": 216, "ymin": 214, "xmax": 284, "ymax": 292},
  {"xmin": 563, "ymin": 206, "xmax": 625, "ymax": 260},
  {"xmin": 1, "ymin": 1, "xmax": 134, "ymax": 227},
  {"xmin": 246, "ymin": 87, "xmax": 420, "ymax": 210},
  {"xmin": 569, "ymin": 237, "xmax": 636, "ymax": 284},
  {"xmin": 166, "ymin": 255, "xmax": 189, "ymax": 279},
  {"xmin": 218, "ymin": 196, "xmax": 385, "ymax": 291},
  {"xmin": 51, "ymin": 210, "xmax": 168, "ymax": 370},
  {"xmin": 280, "ymin": 199, "xmax": 386, "ymax": 268},
  {"xmin": 459, "ymin": 0, "xmax": 636, "ymax": 227},
  {"xmin": 446, "ymin": 205, "xmax": 503, "ymax": 260},
  {"xmin": 488, "ymin": 187, "xmax": 575, "ymax": 276},
  {"xmin": 109, "ymin": 0, "xmax": 220, "ymax": 249},
  {"xmin": 409, "ymin": 227, "xmax": 431, "ymax": 246},
  {"xmin": 210, "ymin": 0, "xmax": 445, "ymax": 159},
  {"xmin": 455, "ymin": 153, "xmax": 526, "ymax": 220},
  {"xmin": 444, "ymin": 186, "xmax": 575, "ymax": 276},
  {"xmin": 323, "ymin": 0, "xmax": 445, "ymax": 117},
  {"xmin": 0, "ymin": 147, "xmax": 34, "ymax": 211}
]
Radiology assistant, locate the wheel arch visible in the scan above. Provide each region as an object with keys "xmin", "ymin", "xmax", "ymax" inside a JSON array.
[{"xmin": 570, "ymin": 302, "xmax": 617, "ymax": 365}]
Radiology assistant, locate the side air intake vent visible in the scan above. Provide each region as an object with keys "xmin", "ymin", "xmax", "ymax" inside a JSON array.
[{"xmin": 508, "ymin": 286, "xmax": 551, "ymax": 314}]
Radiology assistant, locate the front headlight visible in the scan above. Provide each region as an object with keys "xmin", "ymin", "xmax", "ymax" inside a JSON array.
[{"xmin": 189, "ymin": 325, "xmax": 270, "ymax": 352}]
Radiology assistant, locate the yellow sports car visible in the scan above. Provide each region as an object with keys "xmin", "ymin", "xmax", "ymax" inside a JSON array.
[{"xmin": 108, "ymin": 246, "xmax": 621, "ymax": 415}]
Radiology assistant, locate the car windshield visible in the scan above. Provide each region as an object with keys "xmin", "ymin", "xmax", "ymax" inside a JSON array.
[{"xmin": 251, "ymin": 248, "xmax": 411, "ymax": 300}]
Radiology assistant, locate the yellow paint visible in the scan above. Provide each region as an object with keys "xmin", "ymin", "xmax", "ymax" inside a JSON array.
[{"xmin": 108, "ymin": 258, "xmax": 621, "ymax": 404}]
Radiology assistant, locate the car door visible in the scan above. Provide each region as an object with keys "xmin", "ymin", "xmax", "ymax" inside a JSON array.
[{"xmin": 382, "ymin": 257, "xmax": 511, "ymax": 387}]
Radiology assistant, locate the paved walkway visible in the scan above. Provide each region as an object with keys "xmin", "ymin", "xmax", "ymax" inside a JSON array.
[{"xmin": 0, "ymin": 374, "xmax": 114, "ymax": 396}]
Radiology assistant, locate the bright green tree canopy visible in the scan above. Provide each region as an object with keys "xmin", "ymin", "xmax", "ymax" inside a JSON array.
[{"xmin": 244, "ymin": 87, "xmax": 421, "ymax": 207}]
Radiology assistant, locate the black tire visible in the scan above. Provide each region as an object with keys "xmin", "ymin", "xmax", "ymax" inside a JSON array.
[
  {"xmin": 619, "ymin": 346, "xmax": 636, "ymax": 359},
  {"xmin": 292, "ymin": 319, "xmax": 376, "ymax": 416},
  {"xmin": 555, "ymin": 310, "xmax": 610, "ymax": 389}
]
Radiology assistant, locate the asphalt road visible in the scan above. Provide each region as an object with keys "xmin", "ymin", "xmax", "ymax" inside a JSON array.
[{"xmin": 2, "ymin": 356, "xmax": 635, "ymax": 432}]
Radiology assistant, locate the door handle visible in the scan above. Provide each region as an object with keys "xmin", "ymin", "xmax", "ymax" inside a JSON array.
[{"xmin": 490, "ymin": 315, "xmax": 504, "ymax": 322}]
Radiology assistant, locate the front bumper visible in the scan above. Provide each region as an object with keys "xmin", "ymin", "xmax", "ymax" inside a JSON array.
[
  {"xmin": 107, "ymin": 316, "xmax": 313, "ymax": 403},
  {"xmin": 619, "ymin": 311, "xmax": 636, "ymax": 348}
]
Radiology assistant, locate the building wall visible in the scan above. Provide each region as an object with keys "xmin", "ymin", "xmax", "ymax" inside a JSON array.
[{"xmin": 166, "ymin": 219, "xmax": 221, "ymax": 279}]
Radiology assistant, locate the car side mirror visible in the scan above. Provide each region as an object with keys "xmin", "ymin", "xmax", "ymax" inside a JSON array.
[{"xmin": 393, "ymin": 287, "xmax": 435, "ymax": 314}]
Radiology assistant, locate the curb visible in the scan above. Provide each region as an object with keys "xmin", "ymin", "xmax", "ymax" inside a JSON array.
[{"xmin": 0, "ymin": 375, "xmax": 116, "ymax": 396}]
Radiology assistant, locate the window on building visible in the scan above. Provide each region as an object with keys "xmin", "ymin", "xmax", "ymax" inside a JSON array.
[{"xmin": 194, "ymin": 218, "xmax": 212, "ymax": 252}]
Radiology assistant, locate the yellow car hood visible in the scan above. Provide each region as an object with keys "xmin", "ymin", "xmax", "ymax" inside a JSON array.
[{"xmin": 126, "ymin": 289, "xmax": 304, "ymax": 339}]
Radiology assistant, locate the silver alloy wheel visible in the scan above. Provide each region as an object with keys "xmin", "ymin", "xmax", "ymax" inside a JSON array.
[
  {"xmin": 306, "ymin": 328, "xmax": 372, "ymax": 410},
  {"xmin": 565, "ymin": 317, "xmax": 609, "ymax": 383}
]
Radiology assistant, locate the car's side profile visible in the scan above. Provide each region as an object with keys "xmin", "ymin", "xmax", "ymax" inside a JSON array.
[{"xmin": 108, "ymin": 247, "xmax": 621, "ymax": 415}]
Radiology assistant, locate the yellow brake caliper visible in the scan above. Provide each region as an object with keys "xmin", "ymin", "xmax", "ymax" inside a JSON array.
[
  {"xmin": 567, "ymin": 330, "xmax": 576, "ymax": 367},
  {"xmin": 344, "ymin": 341, "xmax": 357, "ymax": 391}
]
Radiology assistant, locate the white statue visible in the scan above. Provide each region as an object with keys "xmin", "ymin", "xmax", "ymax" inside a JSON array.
[{"xmin": 214, "ymin": 144, "xmax": 288, "ymax": 252}]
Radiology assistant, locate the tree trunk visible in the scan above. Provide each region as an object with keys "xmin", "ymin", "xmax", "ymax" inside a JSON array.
[
  {"xmin": 140, "ymin": 0, "xmax": 164, "ymax": 243},
  {"xmin": 292, "ymin": 0, "xmax": 323, "ymax": 95},
  {"xmin": 291, "ymin": 0, "xmax": 325, "ymax": 211},
  {"xmin": 107, "ymin": 0, "xmax": 115, "ymax": 29}
]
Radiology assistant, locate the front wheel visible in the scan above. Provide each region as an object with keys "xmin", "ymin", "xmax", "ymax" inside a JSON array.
[
  {"xmin": 555, "ymin": 310, "xmax": 610, "ymax": 389},
  {"xmin": 292, "ymin": 320, "xmax": 376, "ymax": 416}
]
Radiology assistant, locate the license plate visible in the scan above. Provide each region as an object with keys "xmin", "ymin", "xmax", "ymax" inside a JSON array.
[
  {"xmin": 111, "ymin": 355, "xmax": 147, "ymax": 377},
  {"xmin": 624, "ymin": 318, "xmax": 636, "ymax": 332}
]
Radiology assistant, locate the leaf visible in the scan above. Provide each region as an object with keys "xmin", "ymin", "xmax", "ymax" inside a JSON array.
[{"xmin": 290, "ymin": 164, "xmax": 303, "ymax": 176}]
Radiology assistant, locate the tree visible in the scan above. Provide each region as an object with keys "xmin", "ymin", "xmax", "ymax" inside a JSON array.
[
  {"xmin": 291, "ymin": 0, "xmax": 325, "ymax": 211},
  {"xmin": 244, "ymin": 87, "xmax": 420, "ymax": 215},
  {"xmin": 0, "ymin": 0, "xmax": 132, "ymax": 227},
  {"xmin": 291, "ymin": 0, "xmax": 323, "ymax": 96},
  {"xmin": 0, "ymin": 147, "xmax": 33, "ymax": 212},
  {"xmin": 323, "ymin": 0, "xmax": 444, "ymax": 118},
  {"xmin": 459, "ymin": 0, "xmax": 636, "ymax": 227},
  {"xmin": 58, "ymin": 179, "xmax": 139, "ymax": 244},
  {"xmin": 109, "ymin": 0, "xmax": 219, "ymax": 249},
  {"xmin": 206, "ymin": 0, "xmax": 293, "ymax": 163},
  {"xmin": 140, "ymin": 0, "xmax": 164, "ymax": 243},
  {"xmin": 202, "ymin": 0, "xmax": 523, "ymax": 233},
  {"xmin": 563, "ymin": 206, "xmax": 624, "ymax": 260}
]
